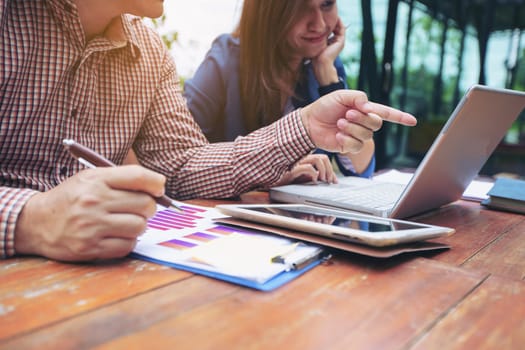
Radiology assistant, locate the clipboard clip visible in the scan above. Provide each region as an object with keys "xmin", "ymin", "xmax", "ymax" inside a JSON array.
[{"xmin": 272, "ymin": 246, "xmax": 328, "ymax": 271}]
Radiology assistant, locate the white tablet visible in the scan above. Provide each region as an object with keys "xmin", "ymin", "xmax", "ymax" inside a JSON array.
[{"xmin": 216, "ymin": 204, "xmax": 455, "ymax": 247}]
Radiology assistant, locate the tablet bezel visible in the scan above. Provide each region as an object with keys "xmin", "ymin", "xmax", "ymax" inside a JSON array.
[{"xmin": 216, "ymin": 204, "xmax": 455, "ymax": 247}]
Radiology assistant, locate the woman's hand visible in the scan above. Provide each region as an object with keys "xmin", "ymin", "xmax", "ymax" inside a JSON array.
[
  {"xmin": 311, "ymin": 17, "xmax": 346, "ymax": 86},
  {"xmin": 274, "ymin": 154, "xmax": 338, "ymax": 186}
]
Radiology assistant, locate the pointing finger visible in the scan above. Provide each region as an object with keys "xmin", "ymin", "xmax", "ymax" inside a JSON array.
[{"xmin": 360, "ymin": 102, "xmax": 417, "ymax": 126}]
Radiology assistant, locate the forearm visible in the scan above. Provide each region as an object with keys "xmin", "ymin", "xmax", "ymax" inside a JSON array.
[
  {"xmin": 315, "ymin": 58, "xmax": 347, "ymax": 96},
  {"xmin": 313, "ymin": 61, "xmax": 340, "ymax": 86},
  {"xmin": 167, "ymin": 111, "xmax": 315, "ymax": 199}
]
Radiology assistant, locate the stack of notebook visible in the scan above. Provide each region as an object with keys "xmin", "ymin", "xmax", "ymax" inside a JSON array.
[{"xmin": 482, "ymin": 177, "xmax": 525, "ymax": 214}]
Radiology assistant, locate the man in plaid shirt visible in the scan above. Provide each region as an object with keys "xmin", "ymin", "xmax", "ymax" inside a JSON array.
[{"xmin": 0, "ymin": 0, "xmax": 416, "ymax": 261}]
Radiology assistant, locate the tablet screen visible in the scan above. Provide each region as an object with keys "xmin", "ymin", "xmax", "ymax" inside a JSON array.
[{"xmin": 244, "ymin": 206, "xmax": 420, "ymax": 232}]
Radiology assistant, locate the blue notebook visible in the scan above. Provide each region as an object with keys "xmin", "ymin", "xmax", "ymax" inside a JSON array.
[{"xmin": 482, "ymin": 177, "xmax": 525, "ymax": 214}]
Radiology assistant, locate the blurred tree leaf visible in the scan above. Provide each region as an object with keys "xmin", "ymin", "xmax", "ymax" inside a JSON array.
[{"xmin": 145, "ymin": 15, "xmax": 179, "ymax": 50}]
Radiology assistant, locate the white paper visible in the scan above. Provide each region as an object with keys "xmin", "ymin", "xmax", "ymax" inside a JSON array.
[{"xmin": 134, "ymin": 203, "xmax": 320, "ymax": 283}]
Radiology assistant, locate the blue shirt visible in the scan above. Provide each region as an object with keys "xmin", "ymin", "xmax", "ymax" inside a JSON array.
[{"xmin": 184, "ymin": 34, "xmax": 374, "ymax": 177}]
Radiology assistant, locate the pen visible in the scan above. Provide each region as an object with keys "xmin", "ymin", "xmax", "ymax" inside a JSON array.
[
  {"xmin": 272, "ymin": 245, "xmax": 326, "ymax": 271},
  {"xmin": 62, "ymin": 139, "xmax": 184, "ymax": 212},
  {"xmin": 288, "ymin": 249, "xmax": 326, "ymax": 271}
]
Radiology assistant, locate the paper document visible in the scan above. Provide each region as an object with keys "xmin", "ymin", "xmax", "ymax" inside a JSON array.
[{"xmin": 133, "ymin": 203, "xmax": 322, "ymax": 284}]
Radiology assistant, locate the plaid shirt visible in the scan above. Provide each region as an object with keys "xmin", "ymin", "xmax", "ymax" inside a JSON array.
[{"xmin": 0, "ymin": 0, "xmax": 315, "ymax": 258}]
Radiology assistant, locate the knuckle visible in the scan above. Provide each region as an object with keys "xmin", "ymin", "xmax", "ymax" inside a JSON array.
[
  {"xmin": 77, "ymin": 193, "xmax": 103, "ymax": 208},
  {"xmin": 136, "ymin": 217, "xmax": 149, "ymax": 233},
  {"xmin": 132, "ymin": 167, "xmax": 150, "ymax": 183},
  {"xmin": 113, "ymin": 241, "xmax": 136, "ymax": 258},
  {"xmin": 356, "ymin": 90, "xmax": 367, "ymax": 100},
  {"xmin": 128, "ymin": 214, "xmax": 149, "ymax": 235},
  {"xmin": 68, "ymin": 239, "xmax": 96, "ymax": 257},
  {"xmin": 144, "ymin": 201, "xmax": 158, "ymax": 218}
]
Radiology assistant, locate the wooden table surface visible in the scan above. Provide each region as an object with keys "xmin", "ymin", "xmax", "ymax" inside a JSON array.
[{"xmin": 1, "ymin": 195, "xmax": 524, "ymax": 350}]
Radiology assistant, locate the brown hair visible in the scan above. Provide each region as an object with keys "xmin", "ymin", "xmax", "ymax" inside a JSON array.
[{"xmin": 233, "ymin": 0, "xmax": 306, "ymax": 132}]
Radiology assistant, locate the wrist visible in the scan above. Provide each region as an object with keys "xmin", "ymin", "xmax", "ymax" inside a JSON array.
[
  {"xmin": 14, "ymin": 192, "xmax": 45, "ymax": 256},
  {"xmin": 318, "ymin": 76, "xmax": 345, "ymax": 95},
  {"xmin": 314, "ymin": 64, "xmax": 339, "ymax": 86},
  {"xmin": 299, "ymin": 107, "xmax": 312, "ymax": 137}
]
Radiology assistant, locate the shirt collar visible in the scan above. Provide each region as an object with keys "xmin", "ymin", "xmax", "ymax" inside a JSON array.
[
  {"xmin": 46, "ymin": 0, "xmax": 76, "ymax": 17},
  {"xmin": 45, "ymin": 0, "xmax": 141, "ymax": 59},
  {"xmin": 119, "ymin": 15, "xmax": 142, "ymax": 60},
  {"xmin": 94, "ymin": 15, "xmax": 142, "ymax": 60}
]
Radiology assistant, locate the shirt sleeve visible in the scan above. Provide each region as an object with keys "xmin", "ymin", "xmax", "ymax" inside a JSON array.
[
  {"xmin": 0, "ymin": 188, "xmax": 38, "ymax": 258},
  {"xmin": 134, "ymin": 48, "xmax": 316, "ymax": 200},
  {"xmin": 335, "ymin": 153, "xmax": 376, "ymax": 178},
  {"xmin": 313, "ymin": 149, "xmax": 376, "ymax": 178},
  {"xmin": 335, "ymin": 56, "xmax": 348, "ymax": 89}
]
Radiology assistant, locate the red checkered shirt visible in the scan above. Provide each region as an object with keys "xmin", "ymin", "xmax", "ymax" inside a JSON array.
[{"xmin": 0, "ymin": 0, "xmax": 315, "ymax": 258}]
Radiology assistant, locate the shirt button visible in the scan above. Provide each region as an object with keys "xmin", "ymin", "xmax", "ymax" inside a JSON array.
[
  {"xmin": 59, "ymin": 166, "xmax": 68, "ymax": 176},
  {"xmin": 71, "ymin": 109, "xmax": 77, "ymax": 118}
]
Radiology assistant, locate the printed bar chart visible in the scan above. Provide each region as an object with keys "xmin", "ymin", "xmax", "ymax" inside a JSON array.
[{"xmin": 147, "ymin": 206, "xmax": 207, "ymax": 231}]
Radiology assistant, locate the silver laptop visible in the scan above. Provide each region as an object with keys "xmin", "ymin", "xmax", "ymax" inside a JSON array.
[{"xmin": 270, "ymin": 85, "xmax": 525, "ymax": 218}]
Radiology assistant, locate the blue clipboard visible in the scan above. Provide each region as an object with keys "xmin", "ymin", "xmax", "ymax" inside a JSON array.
[{"xmin": 131, "ymin": 253, "xmax": 323, "ymax": 291}]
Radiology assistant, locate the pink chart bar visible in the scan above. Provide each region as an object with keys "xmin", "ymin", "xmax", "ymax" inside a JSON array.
[
  {"xmin": 159, "ymin": 239, "xmax": 197, "ymax": 250},
  {"xmin": 147, "ymin": 209, "xmax": 203, "ymax": 230},
  {"xmin": 147, "ymin": 222, "xmax": 181, "ymax": 231},
  {"xmin": 147, "ymin": 219, "xmax": 186, "ymax": 230},
  {"xmin": 148, "ymin": 217, "xmax": 196, "ymax": 230},
  {"xmin": 152, "ymin": 215, "xmax": 195, "ymax": 226},
  {"xmin": 184, "ymin": 232, "xmax": 218, "ymax": 242},
  {"xmin": 158, "ymin": 209, "xmax": 203, "ymax": 221}
]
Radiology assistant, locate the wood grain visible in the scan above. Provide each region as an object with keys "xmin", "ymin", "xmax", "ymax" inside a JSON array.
[
  {"xmin": 1, "ymin": 199, "xmax": 524, "ymax": 349},
  {"xmin": 412, "ymin": 201, "xmax": 525, "ymax": 279},
  {"xmin": 0, "ymin": 257, "xmax": 190, "ymax": 340},
  {"xmin": 15, "ymin": 258, "xmax": 483, "ymax": 350},
  {"xmin": 411, "ymin": 274, "xmax": 525, "ymax": 349}
]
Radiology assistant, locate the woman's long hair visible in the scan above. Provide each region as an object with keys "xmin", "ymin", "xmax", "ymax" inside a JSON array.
[{"xmin": 233, "ymin": 0, "xmax": 306, "ymax": 132}]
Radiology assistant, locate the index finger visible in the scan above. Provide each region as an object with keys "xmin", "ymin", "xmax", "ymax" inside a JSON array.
[
  {"xmin": 97, "ymin": 165, "xmax": 167, "ymax": 198},
  {"xmin": 363, "ymin": 102, "xmax": 417, "ymax": 126}
]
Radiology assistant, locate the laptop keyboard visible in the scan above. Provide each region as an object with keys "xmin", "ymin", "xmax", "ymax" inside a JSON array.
[{"xmin": 316, "ymin": 182, "xmax": 405, "ymax": 209}]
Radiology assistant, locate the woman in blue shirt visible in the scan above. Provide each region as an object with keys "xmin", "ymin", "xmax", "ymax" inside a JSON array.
[{"xmin": 184, "ymin": 0, "xmax": 375, "ymax": 185}]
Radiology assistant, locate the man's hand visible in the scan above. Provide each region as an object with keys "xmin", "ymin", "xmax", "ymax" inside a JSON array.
[
  {"xmin": 300, "ymin": 90, "xmax": 417, "ymax": 154},
  {"xmin": 14, "ymin": 165, "xmax": 165, "ymax": 262}
]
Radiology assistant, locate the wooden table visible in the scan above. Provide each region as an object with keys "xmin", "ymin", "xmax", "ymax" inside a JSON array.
[{"xmin": 1, "ymin": 195, "xmax": 524, "ymax": 349}]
